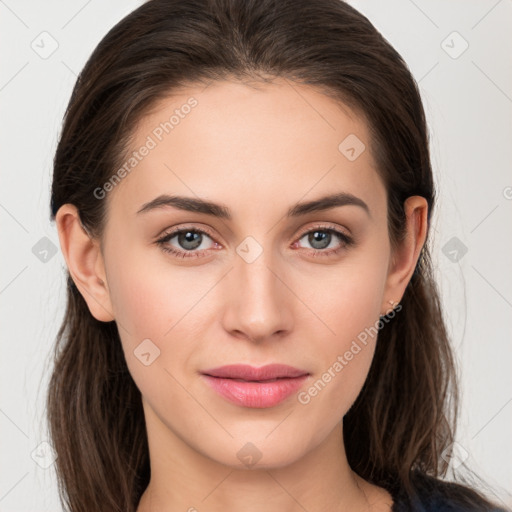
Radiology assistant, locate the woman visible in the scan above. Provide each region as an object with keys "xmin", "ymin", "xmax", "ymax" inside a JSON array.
[{"xmin": 47, "ymin": 0, "xmax": 508, "ymax": 511}]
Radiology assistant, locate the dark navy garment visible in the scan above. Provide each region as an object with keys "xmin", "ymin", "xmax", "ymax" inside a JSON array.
[{"xmin": 389, "ymin": 473, "xmax": 509, "ymax": 512}]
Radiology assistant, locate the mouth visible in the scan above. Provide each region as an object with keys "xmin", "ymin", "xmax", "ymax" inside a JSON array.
[
  {"xmin": 214, "ymin": 377, "xmax": 293, "ymax": 383},
  {"xmin": 200, "ymin": 364, "xmax": 310, "ymax": 408},
  {"xmin": 201, "ymin": 363, "xmax": 309, "ymax": 380}
]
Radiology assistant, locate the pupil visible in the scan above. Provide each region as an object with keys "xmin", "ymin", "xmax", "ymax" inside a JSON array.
[
  {"xmin": 179, "ymin": 231, "xmax": 202, "ymax": 250},
  {"xmin": 309, "ymin": 231, "xmax": 330, "ymax": 249}
]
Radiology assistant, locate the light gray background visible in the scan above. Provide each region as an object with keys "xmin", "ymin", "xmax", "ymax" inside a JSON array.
[{"xmin": 1, "ymin": 1, "xmax": 511, "ymax": 510}]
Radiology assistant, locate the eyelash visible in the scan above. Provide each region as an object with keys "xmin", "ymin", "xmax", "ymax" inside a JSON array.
[{"xmin": 155, "ymin": 224, "xmax": 354, "ymax": 259}]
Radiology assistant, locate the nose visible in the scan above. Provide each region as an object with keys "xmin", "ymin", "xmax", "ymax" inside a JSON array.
[{"xmin": 221, "ymin": 244, "xmax": 294, "ymax": 343}]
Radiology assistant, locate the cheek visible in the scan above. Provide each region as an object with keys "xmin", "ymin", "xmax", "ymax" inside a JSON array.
[
  {"xmin": 297, "ymin": 290, "xmax": 380, "ymax": 425},
  {"xmin": 107, "ymin": 246, "xmax": 218, "ymax": 339},
  {"xmin": 105, "ymin": 248, "xmax": 227, "ymax": 396},
  {"xmin": 104, "ymin": 252, "xmax": 192, "ymax": 373},
  {"xmin": 298, "ymin": 252, "xmax": 388, "ymax": 410},
  {"xmin": 309, "ymin": 258, "xmax": 386, "ymax": 349}
]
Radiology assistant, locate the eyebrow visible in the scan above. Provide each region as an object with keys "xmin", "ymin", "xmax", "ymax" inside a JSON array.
[{"xmin": 136, "ymin": 192, "xmax": 371, "ymax": 219}]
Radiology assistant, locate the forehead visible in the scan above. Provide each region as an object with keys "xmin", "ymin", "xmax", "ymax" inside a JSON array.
[{"xmin": 106, "ymin": 78, "xmax": 386, "ymax": 222}]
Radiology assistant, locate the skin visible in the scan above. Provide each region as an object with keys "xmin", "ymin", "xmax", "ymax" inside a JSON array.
[{"xmin": 56, "ymin": 78, "xmax": 428, "ymax": 512}]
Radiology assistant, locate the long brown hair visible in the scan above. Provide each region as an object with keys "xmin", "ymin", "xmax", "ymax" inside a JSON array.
[{"xmin": 47, "ymin": 0, "xmax": 505, "ymax": 510}]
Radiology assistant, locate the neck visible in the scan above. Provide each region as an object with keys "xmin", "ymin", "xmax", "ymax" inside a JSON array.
[{"xmin": 136, "ymin": 400, "xmax": 391, "ymax": 512}]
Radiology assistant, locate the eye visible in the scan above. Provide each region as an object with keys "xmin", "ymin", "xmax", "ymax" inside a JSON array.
[
  {"xmin": 156, "ymin": 227, "xmax": 219, "ymax": 259},
  {"xmin": 293, "ymin": 225, "xmax": 354, "ymax": 257},
  {"xmin": 155, "ymin": 224, "xmax": 354, "ymax": 260}
]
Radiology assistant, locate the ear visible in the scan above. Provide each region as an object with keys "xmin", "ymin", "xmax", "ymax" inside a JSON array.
[
  {"xmin": 381, "ymin": 196, "xmax": 428, "ymax": 314},
  {"xmin": 55, "ymin": 204, "xmax": 115, "ymax": 322}
]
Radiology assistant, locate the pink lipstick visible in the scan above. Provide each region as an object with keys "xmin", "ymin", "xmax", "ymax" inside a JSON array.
[{"xmin": 200, "ymin": 364, "xmax": 309, "ymax": 408}]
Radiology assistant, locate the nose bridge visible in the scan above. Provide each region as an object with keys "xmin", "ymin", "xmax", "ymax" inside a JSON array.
[{"xmin": 223, "ymin": 235, "xmax": 292, "ymax": 340}]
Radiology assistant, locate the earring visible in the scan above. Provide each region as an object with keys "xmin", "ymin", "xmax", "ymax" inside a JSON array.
[{"xmin": 380, "ymin": 299, "xmax": 399, "ymax": 317}]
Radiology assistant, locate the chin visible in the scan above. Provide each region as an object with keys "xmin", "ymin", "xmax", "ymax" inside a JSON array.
[{"xmin": 201, "ymin": 433, "xmax": 310, "ymax": 471}]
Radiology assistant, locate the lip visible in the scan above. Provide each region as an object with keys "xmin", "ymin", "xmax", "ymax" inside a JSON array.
[
  {"xmin": 200, "ymin": 364, "xmax": 310, "ymax": 408},
  {"xmin": 202, "ymin": 364, "xmax": 309, "ymax": 380}
]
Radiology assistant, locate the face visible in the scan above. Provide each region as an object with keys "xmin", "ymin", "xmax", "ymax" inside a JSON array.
[{"xmin": 84, "ymin": 78, "xmax": 399, "ymax": 468}]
